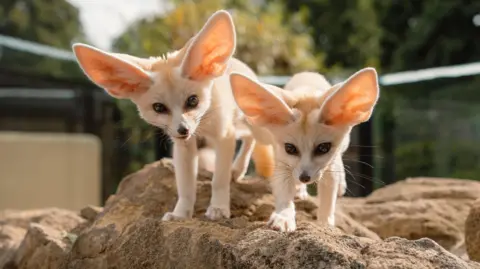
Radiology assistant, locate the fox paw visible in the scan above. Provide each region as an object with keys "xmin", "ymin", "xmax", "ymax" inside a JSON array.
[
  {"xmin": 317, "ymin": 214, "xmax": 335, "ymax": 227},
  {"xmin": 267, "ymin": 212, "xmax": 296, "ymax": 232},
  {"xmin": 295, "ymin": 187, "xmax": 309, "ymax": 200},
  {"xmin": 205, "ymin": 206, "xmax": 230, "ymax": 220},
  {"xmin": 231, "ymin": 168, "xmax": 247, "ymax": 182},
  {"xmin": 161, "ymin": 212, "xmax": 189, "ymax": 221}
]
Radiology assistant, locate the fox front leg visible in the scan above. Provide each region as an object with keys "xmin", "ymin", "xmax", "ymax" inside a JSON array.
[
  {"xmin": 316, "ymin": 156, "xmax": 342, "ymax": 226},
  {"xmin": 231, "ymin": 135, "xmax": 256, "ymax": 182},
  {"xmin": 205, "ymin": 131, "xmax": 236, "ymax": 220},
  {"xmin": 162, "ymin": 138, "xmax": 198, "ymax": 221},
  {"xmin": 295, "ymin": 183, "xmax": 310, "ymax": 200},
  {"xmin": 268, "ymin": 172, "xmax": 297, "ymax": 232}
]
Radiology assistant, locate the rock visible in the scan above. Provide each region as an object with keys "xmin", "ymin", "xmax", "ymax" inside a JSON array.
[
  {"xmin": 335, "ymin": 211, "xmax": 380, "ymax": 240},
  {"xmin": 340, "ymin": 177, "xmax": 480, "ymax": 254},
  {"xmin": 2, "ymin": 160, "xmax": 479, "ymax": 268},
  {"xmin": 62, "ymin": 159, "xmax": 480, "ymax": 268},
  {"xmin": 66, "ymin": 159, "xmax": 377, "ymax": 240},
  {"xmin": 0, "ymin": 208, "xmax": 87, "ymax": 232},
  {"xmin": 70, "ymin": 206, "xmax": 103, "ymax": 235},
  {"xmin": 0, "ymin": 208, "xmax": 87, "ymax": 268},
  {"xmin": 80, "ymin": 205, "xmax": 103, "ymax": 222},
  {"xmin": 6, "ymin": 223, "xmax": 74, "ymax": 269},
  {"xmin": 367, "ymin": 177, "xmax": 480, "ymax": 202},
  {"xmin": 466, "ymin": 198, "xmax": 480, "ymax": 262},
  {"xmin": 66, "ymin": 218, "xmax": 479, "ymax": 269},
  {"xmin": 0, "ymin": 225, "xmax": 25, "ymax": 268}
]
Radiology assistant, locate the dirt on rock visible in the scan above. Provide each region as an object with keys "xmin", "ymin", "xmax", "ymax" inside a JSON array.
[
  {"xmin": 338, "ymin": 176, "xmax": 480, "ymax": 257},
  {"xmin": 466, "ymin": 198, "xmax": 480, "ymax": 262},
  {"xmin": 2, "ymin": 159, "xmax": 480, "ymax": 269},
  {"xmin": 0, "ymin": 208, "xmax": 91, "ymax": 269}
]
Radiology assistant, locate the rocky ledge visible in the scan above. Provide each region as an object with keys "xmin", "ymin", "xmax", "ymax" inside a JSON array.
[{"xmin": 1, "ymin": 159, "xmax": 480, "ymax": 269}]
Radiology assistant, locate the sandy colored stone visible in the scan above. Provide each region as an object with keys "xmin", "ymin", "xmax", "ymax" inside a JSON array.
[
  {"xmin": 466, "ymin": 198, "xmax": 480, "ymax": 262},
  {"xmin": 0, "ymin": 208, "xmax": 87, "ymax": 268},
  {"xmin": 0, "ymin": 208, "xmax": 87, "ymax": 232},
  {"xmin": 76, "ymin": 159, "xmax": 377, "ymax": 241},
  {"xmin": 340, "ymin": 177, "xmax": 480, "ymax": 255},
  {"xmin": 65, "ymin": 216, "xmax": 479, "ymax": 269},
  {"xmin": 2, "ymin": 160, "xmax": 480, "ymax": 268},
  {"xmin": 61, "ymin": 159, "xmax": 479, "ymax": 268},
  {"xmin": 80, "ymin": 205, "xmax": 103, "ymax": 222},
  {"xmin": 0, "ymin": 225, "xmax": 26, "ymax": 268},
  {"xmin": 7, "ymin": 223, "xmax": 73, "ymax": 269},
  {"xmin": 367, "ymin": 177, "xmax": 480, "ymax": 203}
]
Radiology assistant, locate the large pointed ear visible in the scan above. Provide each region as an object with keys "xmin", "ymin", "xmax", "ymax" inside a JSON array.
[
  {"xmin": 319, "ymin": 67, "xmax": 380, "ymax": 126},
  {"xmin": 180, "ymin": 10, "xmax": 236, "ymax": 81},
  {"xmin": 72, "ymin": 43, "xmax": 152, "ymax": 99},
  {"xmin": 230, "ymin": 73, "xmax": 295, "ymax": 126}
]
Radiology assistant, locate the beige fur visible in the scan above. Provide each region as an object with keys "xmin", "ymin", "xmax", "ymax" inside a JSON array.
[
  {"xmin": 72, "ymin": 10, "xmax": 259, "ymax": 221},
  {"xmin": 230, "ymin": 68, "xmax": 380, "ymax": 232}
]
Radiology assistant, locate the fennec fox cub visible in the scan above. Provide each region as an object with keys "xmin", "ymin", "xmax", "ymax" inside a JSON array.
[
  {"xmin": 230, "ymin": 68, "xmax": 380, "ymax": 231},
  {"xmin": 72, "ymin": 10, "xmax": 265, "ymax": 221}
]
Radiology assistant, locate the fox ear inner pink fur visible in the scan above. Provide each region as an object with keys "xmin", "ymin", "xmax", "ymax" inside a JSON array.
[
  {"xmin": 319, "ymin": 67, "xmax": 380, "ymax": 126},
  {"xmin": 230, "ymin": 73, "xmax": 295, "ymax": 126},
  {"xmin": 180, "ymin": 10, "xmax": 236, "ymax": 81},
  {"xmin": 72, "ymin": 43, "xmax": 152, "ymax": 99}
]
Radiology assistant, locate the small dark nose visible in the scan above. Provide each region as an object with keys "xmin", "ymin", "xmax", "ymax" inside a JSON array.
[
  {"xmin": 177, "ymin": 125, "xmax": 189, "ymax": 136},
  {"xmin": 299, "ymin": 172, "xmax": 311, "ymax": 183}
]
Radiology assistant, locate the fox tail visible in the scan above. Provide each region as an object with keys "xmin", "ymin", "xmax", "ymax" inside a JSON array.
[{"xmin": 251, "ymin": 143, "xmax": 275, "ymax": 178}]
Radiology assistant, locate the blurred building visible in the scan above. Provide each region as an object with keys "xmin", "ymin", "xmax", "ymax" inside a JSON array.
[{"xmin": 0, "ymin": 34, "xmax": 129, "ymax": 210}]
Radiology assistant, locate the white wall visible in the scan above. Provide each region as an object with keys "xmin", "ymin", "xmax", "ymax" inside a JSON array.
[{"xmin": 0, "ymin": 132, "xmax": 101, "ymax": 211}]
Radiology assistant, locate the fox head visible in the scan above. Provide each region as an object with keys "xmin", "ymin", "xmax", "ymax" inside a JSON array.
[
  {"xmin": 230, "ymin": 68, "xmax": 380, "ymax": 185},
  {"xmin": 72, "ymin": 10, "xmax": 236, "ymax": 141}
]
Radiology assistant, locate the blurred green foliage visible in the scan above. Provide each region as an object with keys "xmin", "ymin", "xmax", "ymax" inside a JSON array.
[
  {"xmin": 113, "ymin": 0, "xmax": 320, "ymax": 75},
  {"xmin": 392, "ymin": 95, "xmax": 480, "ymax": 182},
  {"xmin": 111, "ymin": 0, "xmax": 322, "ymax": 173},
  {"xmin": 0, "ymin": 0, "xmax": 85, "ymax": 47},
  {"xmin": 0, "ymin": 0, "xmax": 87, "ymax": 80},
  {"xmin": 1, "ymin": 0, "xmax": 480, "ymax": 184},
  {"xmin": 269, "ymin": 0, "xmax": 480, "ymax": 184},
  {"xmin": 109, "ymin": 0, "xmax": 480, "ymax": 181},
  {"xmin": 274, "ymin": 0, "xmax": 385, "ymax": 72}
]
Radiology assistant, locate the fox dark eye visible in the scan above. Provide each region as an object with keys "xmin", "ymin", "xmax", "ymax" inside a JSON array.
[
  {"xmin": 314, "ymin": 142, "xmax": 331, "ymax": 156},
  {"xmin": 152, "ymin": 102, "xmax": 168, "ymax": 114},
  {"xmin": 185, "ymin": 95, "xmax": 199, "ymax": 109},
  {"xmin": 284, "ymin": 143, "xmax": 299, "ymax": 155}
]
